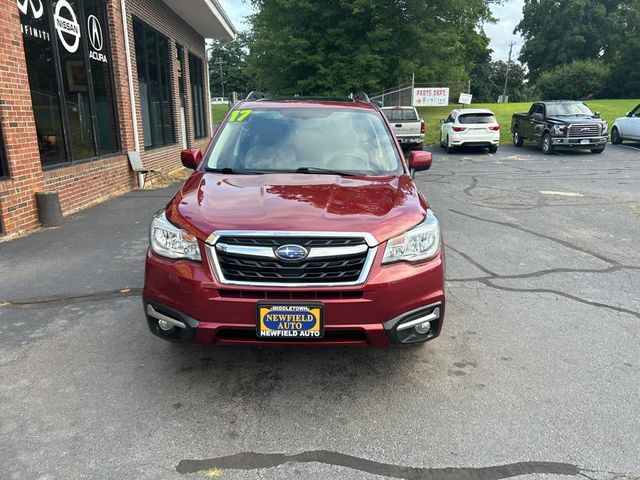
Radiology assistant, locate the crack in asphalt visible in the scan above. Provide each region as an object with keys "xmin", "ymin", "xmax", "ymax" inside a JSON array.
[
  {"xmin": 0, "ymin": 288, "xmax": 142, "ymax": 308},
  {"xmin": 175, "ymin": 450, "xmax": 583, "ymax": 479},
  {"xmin": 449, "ymin": 209, "xmax": 621, "ymax": 266}
]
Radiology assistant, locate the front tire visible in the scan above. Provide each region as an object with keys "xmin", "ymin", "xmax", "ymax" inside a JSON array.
[
  {"xmin": 591, "ymin": 147, "xmax": 606, "ymax": 154},
  {"xmin": 513, "ymin": 127, "xmax": 524, "ymax": 147},
  {"xmin": 541, "ymin": 132, "xmax": 554, "ymax": 155},
  {"xmin": 611, "ymin": 127, "xmax": 622, "ymax": 145}
]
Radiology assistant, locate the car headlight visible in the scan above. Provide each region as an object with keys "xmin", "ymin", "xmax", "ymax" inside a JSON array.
[
  {"xmin": 602, "ymin": 122, "xmax": 608, "ymax": 134},
  {"xmin": 553, "ymin": 125, "xmax": 566, "ymax": 135},
  {"xmin": 382, "ymin": 210, "xmax": 441, "ymax": 264},
  {"xmin": 150, "ymin": 211, "xmax": 201, "ymax": 261}
]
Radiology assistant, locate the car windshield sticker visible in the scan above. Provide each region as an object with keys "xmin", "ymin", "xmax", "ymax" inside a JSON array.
[{"xmin": 228, "ymin": 110, "xmax": 252, "ymax": 123}]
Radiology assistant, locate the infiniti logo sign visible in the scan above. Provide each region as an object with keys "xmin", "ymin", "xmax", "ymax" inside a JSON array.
[
  {"xmin": 17, "ymin": 0, "xmax": 43, "ymax": 19},
  {"xmin": 275, "ymin": 245, "xmax": 309, "ymax": 262}
]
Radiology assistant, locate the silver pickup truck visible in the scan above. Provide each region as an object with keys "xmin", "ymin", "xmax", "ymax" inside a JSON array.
[{"xmin": 382, "ymin": 107, "xmax": 425, "ymax": 150}]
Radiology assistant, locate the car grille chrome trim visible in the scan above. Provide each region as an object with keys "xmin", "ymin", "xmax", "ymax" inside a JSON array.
[
  {"xmin": 568, "ymin": 124, "xmax": 601, "ymax": 137},
  {"xmin": 206, "ymin": 231, "xmax": 378, "ymax": 287},
  {"xmin": 206, "ymin": 230, "xmax": 378, "ymax": 248},
  {"xmin": 215, "ymin": 242, "xmax": 369, "ymax": 260}
]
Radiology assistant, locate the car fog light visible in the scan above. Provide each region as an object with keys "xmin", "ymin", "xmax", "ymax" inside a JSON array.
[
  {"xmin": 158, "ymin": 319, "xmax": 174, "ymax": 331},
  {"xmin": 414, "ymin": 321, "xmax": 431, "ymax": 335}
]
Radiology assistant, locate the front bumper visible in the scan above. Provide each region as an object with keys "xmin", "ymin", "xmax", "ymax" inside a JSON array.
[
  {"xmin": 143, "ymin": 246, "xmax": 446, "ymax": 347},
  {"xmin": 552, "ymin": 136, "xmax": 607, "ymax": 147}
]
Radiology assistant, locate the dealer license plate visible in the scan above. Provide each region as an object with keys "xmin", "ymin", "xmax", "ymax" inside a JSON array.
[
  {"xmin": 257, "ymin": 303, "xmax": 324, "ymax": 339},
  {"xmin": 580, "ymin": 139, "xmax": 590, "ymax": 144}
]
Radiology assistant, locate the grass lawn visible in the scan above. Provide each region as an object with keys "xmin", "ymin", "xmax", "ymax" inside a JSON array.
[
  {"xmin": 417, "ymin": 99, "xmax": 640, "ymax": 146},
  {"xmin": 211, "ymin": 99, "xmax": 639, "ymax": 146},
  {"xmin": 211, "ymin": 104, "xmax": 231, "ymax": 124}
]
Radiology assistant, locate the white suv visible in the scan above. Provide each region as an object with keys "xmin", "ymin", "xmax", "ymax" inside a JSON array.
[
  {"xmin": 611, "ymin": 104, "xmax": 640, "ymax": 145},
  {"xmin": 440, "ymin": 109, "xmax": 500, "ymax": 153}
]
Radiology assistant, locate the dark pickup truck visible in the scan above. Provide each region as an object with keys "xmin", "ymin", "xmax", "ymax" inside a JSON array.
[{"xmin": 511, "ymin": 101, "xmax": 608, "ymax": 154}]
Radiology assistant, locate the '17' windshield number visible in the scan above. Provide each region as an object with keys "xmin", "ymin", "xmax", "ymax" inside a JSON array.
[{"xmin": 228, "ymin": 110, "xmax": 252, "ymax": 122}]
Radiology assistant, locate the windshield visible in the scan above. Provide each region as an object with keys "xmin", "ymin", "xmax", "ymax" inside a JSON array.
[
  {"xmin": 205, "ymin": 108, "xmax": 403, "ymax": 176},
  {"xmin": 382, "ymin": 108, "xmax": 419, "ymax": 122},
  {"xmin": 546, "ymin": 103, "xmax": 594, "ymax": 117},
  {"xmin": 458, "ymin": 113, "xmax": 496, "ymax": 124}
]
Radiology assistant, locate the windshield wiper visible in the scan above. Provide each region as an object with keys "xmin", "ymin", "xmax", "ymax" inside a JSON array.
[
  {"xmin": 205, "ymin": 167, "xmax": 265, "ymax": 175},
  {"xmin": 295, "ymin": 167, "xmax": 358, "ymax": 176}
]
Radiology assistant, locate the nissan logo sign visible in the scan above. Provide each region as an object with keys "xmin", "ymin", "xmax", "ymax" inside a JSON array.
[
  {"xmin": 54, "ymin": 0, "xmax": 80, "ymax": 53},
  {"xmin": 275, "ymin": 245, "xmax": 309, "ymax": 262}
]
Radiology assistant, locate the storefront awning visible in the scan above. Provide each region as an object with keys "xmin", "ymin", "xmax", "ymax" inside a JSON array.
[{"xmin": 162, "ymin": 0, "xmax": 236, "ymax": 40}]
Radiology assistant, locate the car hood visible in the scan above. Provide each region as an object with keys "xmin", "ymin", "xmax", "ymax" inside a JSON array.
[
  {"xmin": 166, "ymin": 172, "xmax": 427, "ymax": 245},
  {"xmin": 546, "ymin": 116, "xmax": 604, "ymax": 124}
]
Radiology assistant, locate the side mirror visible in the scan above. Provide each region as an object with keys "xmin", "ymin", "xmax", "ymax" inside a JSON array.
[
  {"xmin": 440, "ymin": 119, "xmax": 445, "ymax": 125},
  {"xmin": 594, "ymin": 111, "xmax": 601, "ymax": 118},
  {"xmin": 627, "ymin": 111, "xmax": 632, "ymax": 117},
  {"xmin": 408, "ymin": 150, "xmax": 432, "ymax": 176},
  {"xmin": 181, "ymin": 148, "xmax": 202, "ymax": 170}
]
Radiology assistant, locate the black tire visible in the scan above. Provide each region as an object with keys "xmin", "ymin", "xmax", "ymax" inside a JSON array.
[
  {"xmin": 611, "ymin": 127, "xmax": 622, "ymax": 145},
  {"xmin": 446, "ymin": 137, "xmax": 455, "ymax": 154},
  {"xmin": 488, "ymin": 145, "xmax": 498, "ymax": 154},
  {"xmin": 513, "ymin": 127, "xmax": 524, "ymax": 147},
  {"xmin": 541, "ymin": 132, "xmax": 554, "ymax": 155},
  {"xmin": 591, "ymin": 147, "xmax": 606, "ymax": 154}
]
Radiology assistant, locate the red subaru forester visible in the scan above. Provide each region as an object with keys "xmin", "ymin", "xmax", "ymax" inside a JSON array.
[{"xmin": 143, "ymin": 94, "xmax": 445, "ymax": 347}]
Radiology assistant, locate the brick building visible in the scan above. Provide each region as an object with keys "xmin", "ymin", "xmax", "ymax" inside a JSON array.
[{"xmin": 0, "ymin": 0, "xmax": 235, "ymax": 235}]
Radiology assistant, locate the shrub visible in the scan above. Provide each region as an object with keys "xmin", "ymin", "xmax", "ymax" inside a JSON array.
[{"xmin": 535, "ymin": 60, "xmax": 611, "ymax": 100}]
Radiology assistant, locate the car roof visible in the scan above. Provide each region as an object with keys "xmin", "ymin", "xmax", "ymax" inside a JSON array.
[
  {"xmin": 381, "ymin": 106, "xmax": 416, "ymax": 110},
  {"xmin": 452, "ymin": 108, "xmax": 495, "ymax": 115},
  {"xmin": 538, "ymin": 100, "xmax": 585, "ymax": 104},
  {"xmin": 240, "ymin": 99, "xmax": 378, "ymax": 111}
]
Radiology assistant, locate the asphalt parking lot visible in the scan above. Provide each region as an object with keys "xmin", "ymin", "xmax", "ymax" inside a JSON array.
[{"xmin": 1, "ymin": 142, "xmax": 639, "ymax": 480}]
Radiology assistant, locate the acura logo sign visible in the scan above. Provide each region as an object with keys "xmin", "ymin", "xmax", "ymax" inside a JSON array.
[
  {"xmin": 17, "ymin": 0, "xmax": 43, "ymax": 19},
  {"xmin": 87, "ymin": 15, "xmax": 103, "ymax": 51},
  {"xmin": 54, "ymin": 0, "xmax": 80, "ymax": 53}
]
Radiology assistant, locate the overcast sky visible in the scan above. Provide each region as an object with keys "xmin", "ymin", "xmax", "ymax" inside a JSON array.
[{"xmin": 218, "ymin": 0, "xmax": 525, "ymax": 61}]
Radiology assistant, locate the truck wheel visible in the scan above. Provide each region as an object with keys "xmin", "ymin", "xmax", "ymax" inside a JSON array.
[
  {"xmin": 591, "ymin": 147, "xmax": 606, "ymax": 154},
  {"xmin": 611, "ymin": 127, "xmax": 622, "ymax": 145},
  {"xmin": 488, "ymin": 145, "xmax": 498, "ymax": 154},
  {"xmin": 513, "ymin": 128, "xmax": 524, "ymax": 147},
  {"xmin": 541, "ymin": 132, "xmax": 554, "ymax": 155},
  {"xmin": 446, "ymin": 137, "xmax": 455, "ymax": 154}
]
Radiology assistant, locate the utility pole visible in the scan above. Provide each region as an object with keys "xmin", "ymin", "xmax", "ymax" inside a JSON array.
[
  {"xmin": 215, "ymin": 57, "xmax": 226, "ymax": 99},
  {"xmin": 502, "ymin": 41, "xmax": 516, "ymax": 102}
]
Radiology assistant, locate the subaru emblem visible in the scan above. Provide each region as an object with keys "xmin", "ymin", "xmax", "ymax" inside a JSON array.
[{"xmin": 275, "ymin": 244, "xmax": 308, "ymax": 262}]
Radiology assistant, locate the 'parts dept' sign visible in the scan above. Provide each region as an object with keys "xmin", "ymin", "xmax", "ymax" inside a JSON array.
[{"xmin": 413, "ymin": 87, "xmax": 450, "ymax": 107}]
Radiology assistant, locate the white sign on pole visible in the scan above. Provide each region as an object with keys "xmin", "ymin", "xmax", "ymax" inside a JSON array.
[
  {"xmin": 459, "ymin": 93, "xmax": 473, "ymax": 105},
  {"xmin": 413, "ymin": 87, "xmax": 449, "ymax": 107}
]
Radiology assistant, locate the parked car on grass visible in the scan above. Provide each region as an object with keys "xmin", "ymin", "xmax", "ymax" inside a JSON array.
[
  {"xmin": 143, "ymin": 94, "xmax": 445, "ymax": 348},
  {"xmin": 511, "ymin": 101, "xmax": 608, "ymax": 154},
  {"xmin": 381, "ymin": 106, "xmax": 425, "ymax": 150},
  {"xmin": 611, "ymin": 104, "xmax": 640, "ymax": 145},
  {"xmin": 439, "ymin": 109, "xmax": 500, "ymax": 153}
]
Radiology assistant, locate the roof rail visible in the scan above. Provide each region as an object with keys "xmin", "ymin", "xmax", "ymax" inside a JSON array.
[{"xmin": 245, "ymin": 91, "xmax": 269, "ymax": 101}]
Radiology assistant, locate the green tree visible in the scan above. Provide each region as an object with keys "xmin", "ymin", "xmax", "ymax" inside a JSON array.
[
  {"xmin": 245, "ymin": 0, "xmax": 498, "ymax": 96},
  {"xmin": 470, "ymin": 59, "xmax": 530, "ymax": 102},
  {"xmin": 607, "ymin": 0, "xmax": 640, "ymax": 97},
  {"xmin": 535, "ymin": 60, "xmax": 611, "ymax": 100},
  {"xmin": 208, "ymin": 33, "xmax": 252, "ymax": 98}
]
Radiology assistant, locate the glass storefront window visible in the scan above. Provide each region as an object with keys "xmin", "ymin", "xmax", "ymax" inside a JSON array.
[
  {"xmin": 189, "ymin": 53, "xmax": 206, "ymax": 139},
  {"xmin": 19, "ymin": 0, "xmax": 67, "ymax": 167},
  {"xmin": 134, "ymin": 20, "xmax": 175, "ymax": 148},
  {"xmin": 18, "ymin": 0, "xmax": 119, "ymax": 167}
]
